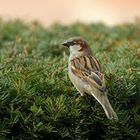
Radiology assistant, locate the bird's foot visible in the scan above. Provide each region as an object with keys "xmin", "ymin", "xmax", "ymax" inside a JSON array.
[
  {"xmin": 74, "ymin": 92, "xmax": 85, "ymax": 101},
  {"xmin": 74, "ymin": 92, "xmax": 81, "ymax": 98}
]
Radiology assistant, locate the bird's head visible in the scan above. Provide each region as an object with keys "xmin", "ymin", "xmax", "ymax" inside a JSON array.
[{"xmin": 62, "ymin": 37, "xmax": 92, "ymax": 58}]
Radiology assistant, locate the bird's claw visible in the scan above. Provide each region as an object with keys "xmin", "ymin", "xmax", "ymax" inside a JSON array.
[{"xmin": 74, "ymin": 92, "xmax": 81, "ymax": 98}]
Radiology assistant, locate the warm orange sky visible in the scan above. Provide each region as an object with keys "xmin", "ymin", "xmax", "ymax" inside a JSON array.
[{"xmin": 0, "ymin": 0, "xmax": 140, "ymax": 26}]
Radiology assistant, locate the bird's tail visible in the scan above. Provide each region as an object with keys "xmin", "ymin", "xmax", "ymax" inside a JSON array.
[
  {"xmin": 91, "ymin": 92, "xmax": 118, "ymax": 121},
  {"xmin": 101, "ymin": 96, "xmax": 118, "ymax": 121}
]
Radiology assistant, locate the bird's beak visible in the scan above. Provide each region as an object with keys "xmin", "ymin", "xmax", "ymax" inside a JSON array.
[
  {"xmin": 62, "ymin": 41, "xmax": 70, "ymax": 48},
  {"xmin": 62, "ymin": 41, "xmax": 74, "ymax": 48}
]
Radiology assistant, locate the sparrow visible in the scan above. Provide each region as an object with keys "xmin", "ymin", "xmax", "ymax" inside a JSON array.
[{"xmin": 62, "ymin": 37, "xmax": 118, "ymax": 121}]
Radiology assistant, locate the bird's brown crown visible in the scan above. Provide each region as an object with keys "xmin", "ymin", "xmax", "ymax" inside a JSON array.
[
  {"xmin": 63, "ymin": 37, "xmax": 89, "ymax": 49},
  {"xmin": 73, "ymin": 38, "xmax": 88, "ymax": 48}
]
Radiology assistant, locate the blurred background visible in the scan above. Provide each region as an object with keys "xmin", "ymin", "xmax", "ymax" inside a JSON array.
[{"xmin": 0, "ymin": 0, "xmax": 140, "ymax": 26}]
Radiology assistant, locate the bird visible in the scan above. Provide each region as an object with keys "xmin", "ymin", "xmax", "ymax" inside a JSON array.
[{"xmin": 62, "ymin": 37, "xmax": 118, "ymax": 121}]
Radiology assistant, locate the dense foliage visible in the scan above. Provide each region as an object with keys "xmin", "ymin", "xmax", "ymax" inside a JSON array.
[{"xmin": 0, "ymin": 19, "xmax": 140, "ymax": 139}]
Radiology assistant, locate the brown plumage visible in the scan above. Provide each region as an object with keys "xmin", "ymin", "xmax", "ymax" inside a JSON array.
[
  {"xmin": 71, "ymin": 55, "xmax": 105, "ymax": 92},
  {"xmin": 63, "ymin": 37, "xmax": 118, "ymax": 121}
]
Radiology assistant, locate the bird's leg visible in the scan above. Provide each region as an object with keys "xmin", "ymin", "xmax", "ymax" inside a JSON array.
[
  {"xmin": 74, "ymin": 92, "xmax": 81, "ymax": 98},
  {"xmin": 74, "ymin": 92, "xmax": 86, "ymax": 101}
]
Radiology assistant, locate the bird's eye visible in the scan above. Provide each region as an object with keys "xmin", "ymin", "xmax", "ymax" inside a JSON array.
[{"xmin": 70, "ymin": 42, "xmax": 75, "ymax": 46}]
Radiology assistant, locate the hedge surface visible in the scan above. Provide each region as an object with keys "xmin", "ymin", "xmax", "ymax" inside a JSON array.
[{"xmin": 0, "ymin": 20, "xmax": 140, "ymax": 139}]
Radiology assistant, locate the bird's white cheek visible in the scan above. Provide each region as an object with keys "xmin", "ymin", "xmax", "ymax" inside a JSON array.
[
  {"xmin": 70, "ymin": 45, "xmax": 80, "ymax": 53},
  {"xmin": 69, "ymin": 46, "xmax": 75, "ymax": 54}
]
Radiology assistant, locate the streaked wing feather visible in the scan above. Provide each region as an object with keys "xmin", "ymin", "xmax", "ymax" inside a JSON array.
[
  {"xmin": 71, "ymin": 55, "xmax": 106, "ymax": 92},
  {"xmin": 90, "ymin": 72, "xmax": 102, "ymax": 86}
]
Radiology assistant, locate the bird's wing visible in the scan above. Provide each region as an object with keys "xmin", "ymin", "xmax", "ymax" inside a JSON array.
[{"xmin": 70, "ymin": 55, "xmax": 106, "ymax": 92}]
